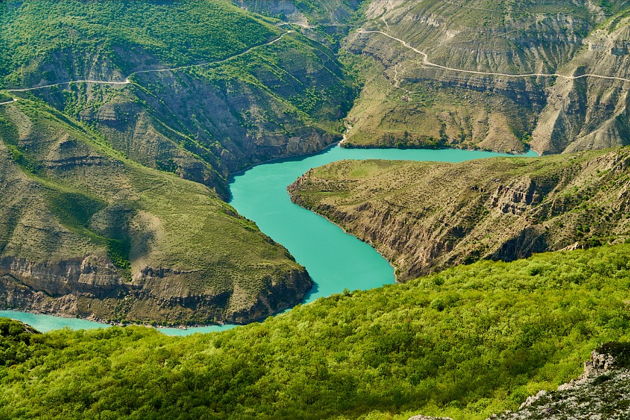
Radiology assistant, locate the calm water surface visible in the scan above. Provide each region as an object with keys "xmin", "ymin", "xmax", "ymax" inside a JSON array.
[{"xmin": 1, "ymin": 146, "xmax": 537, "ymax": 336}]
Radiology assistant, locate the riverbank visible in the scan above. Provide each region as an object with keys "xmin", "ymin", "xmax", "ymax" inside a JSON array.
[{"xmin": 2, "ymin": 145, "xmax": 535, "ymax": 335}]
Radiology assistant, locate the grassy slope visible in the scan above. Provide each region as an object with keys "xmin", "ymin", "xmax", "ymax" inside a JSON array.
[
  {"xmin": 0, "ymin": 0, "xmax": 359, "ymax": 324},
  {"xmin": 0, "ymin": 97, "xmax": 309, "ymax": 325},
  {"xmin": 0, "ymin": 0, "xmax": 279, "ymax": 85},
  {"xmin": 290, "ymin": 147, "xmax": 630, "ymax": 279},
  {"xmin": 0, "ymin": 0, "xmax": 356, "ymax": 195},
  {"xmin": 0, "ymin": 245, "xmax": 628, "ymax": 419}
]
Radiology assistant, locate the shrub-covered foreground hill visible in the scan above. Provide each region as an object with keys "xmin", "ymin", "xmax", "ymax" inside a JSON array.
[{"xmin": 1, "ymin": 245, "xmax": 629, "ymax": 419}]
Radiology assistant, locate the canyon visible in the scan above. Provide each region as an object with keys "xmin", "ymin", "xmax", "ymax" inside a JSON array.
[
  {"xmin": 290, "ymin": 147, "xmax": 630, "ymax": 279},
  {"xmin": 1, "ymin": 0, "xmax": 629, "ymax": 327}
]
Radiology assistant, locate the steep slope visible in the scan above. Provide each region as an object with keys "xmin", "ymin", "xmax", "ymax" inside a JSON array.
[
  {"xmin": 235, "ymin": 0, "xmax": 363, "ymax": 29},
  {"xmin": 290, "ymin": 147, "xmax": 629, "ymax": 280},
  {"xmin": 0, "ymin": 0, "xmax": 355, "ymax": 197},
  {"xmin": 532, "ymin": 10, "xmax": 630, "ymax": 154},
  {"xmin": 0, "ymin": 98, "xmax": 311, "ymax": 326},
  {"xmin": 342, "ymin": 0, "xmax": 630, "ymax": 154},
  {"xmin": 234, "ymin": 0, "xmax": 365, "ymax": 49},
  {"xmin": 0, "ymin": 245, "xmax": 628, "ymax": 419}
]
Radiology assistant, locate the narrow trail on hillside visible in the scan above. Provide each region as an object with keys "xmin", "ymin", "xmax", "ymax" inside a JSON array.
[
  {"xmin": 1, "ymin": 31, "xmax": 292, "ymax": 96},
  {"xmin": 6, "ymin": 80, "xmax": 130, "ymax": 93},
  {"xmin": 359, "ymin": 29, "xmax": 630, "ymax": 84}
]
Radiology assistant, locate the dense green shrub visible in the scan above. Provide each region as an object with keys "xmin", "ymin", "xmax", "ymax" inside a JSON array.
[
  {"xmin": 0, "ymin": 0, "xmax": 278, "ymax": 85},
  {"xmin": 0, "ymin": 245, "xmax": 628, "ymax": 419}
]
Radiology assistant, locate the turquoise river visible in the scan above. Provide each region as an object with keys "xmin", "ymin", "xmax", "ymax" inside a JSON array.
[{"xmin": 0, "ymin": 145, "xmax": 537, "ymax": 336}]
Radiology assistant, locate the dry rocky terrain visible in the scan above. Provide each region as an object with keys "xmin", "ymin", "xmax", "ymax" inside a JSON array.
[
  {"xmin": 290, "ymin": 147, "xmax": 630, "ymax": 280},
  {"xmin": 342, "ymin": 0, "xmax": 630, "ymax": 154}
]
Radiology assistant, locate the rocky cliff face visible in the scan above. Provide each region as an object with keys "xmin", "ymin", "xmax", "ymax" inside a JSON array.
[
  {"xmin": 289, "ymin": 147, "xmax": 630, "ymax": 280},
  {"xmin": 0, "ymin": 98, "xmax": 312, "ymax": 326},
  {"xmin": 489, "ymin": 342, "xmax": 630, "ymax": 419},
  {"xmin": 532, "ymin": 12, "xmax": 630, "ymax": 154},
  {"xmin": 342, "ymin": 0, "xmax": 630, "ymax": 154},
  {"xmin": 411, "ymin": 342, "xmax": 630, "ymax": 419},
  {"xmin": 0, "ymin": 259, "xmax": 312, "ymax": 326}
]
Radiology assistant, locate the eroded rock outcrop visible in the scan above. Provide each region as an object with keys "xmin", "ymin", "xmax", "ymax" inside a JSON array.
[
  {"xmin": 289, "ymin": 147, "xmax": 630, "ymax": 280},
  {"xmin": 489, "ymin": 343, "xmax": 630, "ymax": 419}
]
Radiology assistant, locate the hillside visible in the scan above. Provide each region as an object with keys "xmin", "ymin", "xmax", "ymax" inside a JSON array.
[
  {"xmin": 0, "ymin": 98, "xmax": 311, "ymax": 326},
  {"xmin": 290, "ymin": 147, "xmax": 629, "ymax": 280},
  {"xmin": 0, "ymin": 0, "xmax": 375, "ymax": 325},
  {"xmin": 235, "ymin": 0, "xmax": 363, "ymax": 46},
  {"xmin": 341, "ymin": 0, "xmax": 630, "ymax": 154},
  {"xmin": 0, "ymin": 2, "xmax": 628, "ymax": 415},
  {"xmin": 0, "ymin": 245, "xmax": 628, "ymax": 419},
  {"xmin": 0, "ymin": 0, "xmax": 356, "ymax": 197}
]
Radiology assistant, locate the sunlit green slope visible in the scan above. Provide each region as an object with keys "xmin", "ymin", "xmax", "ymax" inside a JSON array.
[
  {"xmin": 1, "ymin": 244, "xmax": 628, "ymax": 419},
  {"xmin": 0, "ymin": 0, "xmax": 356, "ymax": 196}
]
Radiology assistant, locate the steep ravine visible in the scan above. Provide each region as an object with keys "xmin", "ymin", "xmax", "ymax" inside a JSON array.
[{"xmin": 289, "ymin": 147, "xmax": 630, "ymax": 280}]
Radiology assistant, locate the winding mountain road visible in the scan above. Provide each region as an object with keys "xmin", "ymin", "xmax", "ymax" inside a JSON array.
[
  {"xmin": 3, "ymin": 26, "xmax": 627, "ymax": 107},
  {"xmin": 1, "ymin": 31, "xmax": 293, "ymax": 96},
  {"xmin": 359, "ymin": 29, "xmax": 630, "ymax": 84},
  {"xmin": 6, "ymin": 80, "xmax": 131, "ymax": 93}
]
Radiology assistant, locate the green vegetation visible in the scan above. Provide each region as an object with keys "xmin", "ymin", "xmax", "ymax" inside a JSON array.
[
  {"xmin": 0, "ymin": 0, "xmax": 279, "ymax": 85},
  {"xmin": 0, "ymin": 245, "xmax": 628, "ymax": 419},
  {"xmin": 599, "ymin": 342, "xmax": 630, "ymax": 368},
  {"xmin": 0, "ymin": 319, "xmax": 39, "ymax": 367},
  {"xmin": 0, "ymin": 2, "xmax": 628, "ymax": 415},
  {"xmin": 0, "ymin": 0, "xmax": 359, "ymax": 325},
  {"xmin": 0, "ymin": 0, "xmax": 355, "ymax": 197},
  {"xmin": 0, "ymin": 97, "xmax": 310, "ymax": 325}
]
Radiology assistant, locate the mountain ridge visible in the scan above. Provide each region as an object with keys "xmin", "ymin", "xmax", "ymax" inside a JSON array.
[{"xmin": 342, "ymin": 0, "xmax": 630, "ymax": 154}]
